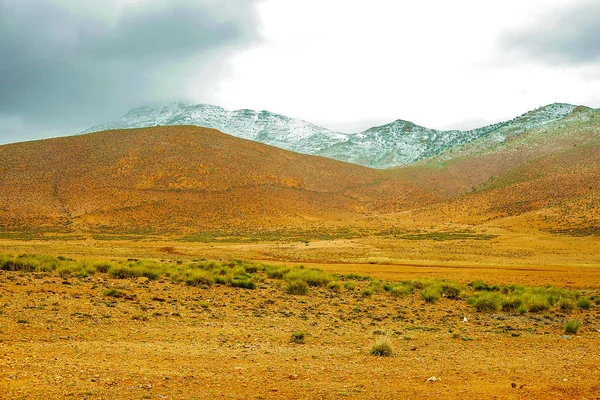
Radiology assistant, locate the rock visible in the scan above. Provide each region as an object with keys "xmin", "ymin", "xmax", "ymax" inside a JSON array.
[
  {"xmin": 426, "ymin": 376, "xmax": 441, "ymax": 382},
  {"xmin": 288, "ymin": 374, "xmax": 299, "ymax": 380},
  {"xmin": 511, "ymin": 382, "xmax": 517, "ymax": 388},
  {"xmin": 411, "ymin": 346, "xmax": 417, "ymax": 351}
]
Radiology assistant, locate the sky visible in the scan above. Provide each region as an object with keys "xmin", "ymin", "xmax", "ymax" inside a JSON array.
[{"xmin": 1, "ymin": 0, "xmax": 600, "ymax": 144}]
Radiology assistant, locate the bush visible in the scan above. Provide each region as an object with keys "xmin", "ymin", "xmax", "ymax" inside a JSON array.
[
  {"xmin": 291, "ymin": 331, "xmax": 305, "ymax": 344},
  {"xmin": 231, "ymin": 278, "xmax": 256, "ymax": 290},
  {"xmin": 470, "ymin": 292, "xmax": 502, "ymax": 312},
  {"xmin": 344, "ymin": 281, "xmax": 356, "ymax": 291},
  {"xmin": 526, "ymin": 295, "xmax": 550, "ymax": 313},
  {"xmin": 469, "ymin": 280, "xmax": 499, "ymax": 292},
  {"xmin": 440, "ymin": 282, "xmax": 464, "ymax": 299},
  {"xmin": 327, "ymin": 281, "xmax": 342, "ymax": 292},
  {"xmin": 286, "ymin": 280, "xmax": 309, "ymax": 295},
  {"xmin": 183, "ymin": 270, "xmax": 214, "ymax": 287},
  {"xmin": 564, "ymin": 320, "xmax": 581, "ymax": 334},
  {"xmin": 501, "ymin": 296, "xmax": 522, "ymax": 312},
  {"xmin": 577, "ymin": 298, "xmax": 591, "ymax": 310},
  {"xmin": 558, "ymin": 298, "xmax": 575, "ymax": 313},
  {"xmin": 389, "ymin": 284, "xmax": 413, "ymax": 297},
  {"xmin": 361, "ymin": 288, "xmax": 374, "ymax": 297},
  {"xmin": 370, "ymin": 339, "xmax": 393, "ymax": 357},
  {"xmin": 420, "ymin": 286, "xmax": 441, "ymax": 303},
  {"xmin": 285, "ymin": 267, "xmax": 333, "ymax": 287},
  {"xmin": 103, "ymin": 288, "xmax": 123, "ymax": 297}
]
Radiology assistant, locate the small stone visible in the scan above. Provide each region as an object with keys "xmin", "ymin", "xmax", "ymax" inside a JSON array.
[
  {"xmin": 411, "ymin": 346, "xmax": 417, "ymax": 351},
  {"xmin": 511, "ymin": 382, "xmax": 517, "ymax": 389},
  {"xmin": 289, "ymin": 374, "xmax": 298, "ymax": 380}
]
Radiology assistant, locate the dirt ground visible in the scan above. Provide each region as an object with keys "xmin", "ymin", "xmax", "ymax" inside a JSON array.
[{"xmin": 1, "ymin": 231, "xmax": 600, "ymax": 399}]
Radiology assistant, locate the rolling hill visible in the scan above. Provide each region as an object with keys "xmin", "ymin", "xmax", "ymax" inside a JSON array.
[
  {"xmin": 1, "ymin": 105, "xmax": 599, "ymax": 238},
  {"xmin": 0, "ymin": 126, "xmax": 432, "ymax": 234}
]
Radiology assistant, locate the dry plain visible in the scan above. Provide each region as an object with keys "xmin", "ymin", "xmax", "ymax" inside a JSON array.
[{"xmin": 1, "ymin": 228, "xmax": 600, "ymax": 400}]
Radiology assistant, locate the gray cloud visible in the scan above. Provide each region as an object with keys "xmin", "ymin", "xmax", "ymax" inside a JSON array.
[
  {"xmin": 0, "ymin": 0, "xmax": 261, "ymax": 143},
  {"xmin": 501, "ymin": 1, "xmax": 600, "ymax": 66}
]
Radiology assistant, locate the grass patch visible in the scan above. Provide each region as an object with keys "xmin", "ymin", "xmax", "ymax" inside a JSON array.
[
  {"xmin": 469, "ymin": 292, "xmax": 502, "ymax": 312},
  {"xmin": 577, "ymin": 298, "xmax": 591, "ymax": 310},
  {"xmin": 285, "ymin": 280, "xmax": 309, "ymax": 295},
  {"xmin": 370, "ymin": 338, "xmax": 393, "ymax": 357},
  {"xmin": 420, "ymin": 286, "xmax": 441, "ymax": 303},
  {"xmin": 564, "ymin": 320, "xmax": 581, "ymax": 334},
  {"xmin": 291, "ymin": 331, "xmax": 305, "ymax": 344}
]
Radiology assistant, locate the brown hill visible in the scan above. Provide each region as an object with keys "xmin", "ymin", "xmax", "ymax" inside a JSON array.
[
  {"xmin": 401, "ymin": 108, "xmax": 600, "ymax": 233},
  {"xmin": 0, "ymin": 126, "xmax": 433, "ymax": 234},
  {"xmin": 1, "ymin": 110, "xmax": 598, "ymax": 238}
]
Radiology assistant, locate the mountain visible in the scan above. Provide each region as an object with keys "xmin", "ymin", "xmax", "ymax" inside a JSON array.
[
  {"xmin": 82, "ymin": 102, "xmax": 349, "ymax": 156},
  {"xmin": 393, "ymin": 106, "xmax": 600, "ymax": 232},
  {"xmin": 2, "ymin": 107, "xmax": 599, "ymax": 237},
  {"xmin": 0, "ymin": 126, "xmax": 432, "ymax": 234},
  {"xmin": 82, "ymin": 102, "xmax": 583, "ymax": 169}
]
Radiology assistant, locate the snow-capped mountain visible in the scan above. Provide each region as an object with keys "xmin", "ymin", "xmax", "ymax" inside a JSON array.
[
  {"xmin": 82, "ymin": 102, "xmax": 582, "ymax": 169},
  {"xmin": 82, "ymin": 102, "xmax": 348, "ymax": 155}
]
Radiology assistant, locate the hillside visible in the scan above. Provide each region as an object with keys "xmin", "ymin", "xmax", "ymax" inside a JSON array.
[
  {"xmin": 82, "ymin": 102, "xmax": 583, "ymax": 169},
  {"xmin": 400, "ymin": 106, "xmax": 600, "ymax": 233},
  {"xmin": 0, "ymin": 126, "xmax": 432, "ymax": 234},
  {"xmin": 2, "ymin": 107, "xmax": 599, "ymax": 237}
]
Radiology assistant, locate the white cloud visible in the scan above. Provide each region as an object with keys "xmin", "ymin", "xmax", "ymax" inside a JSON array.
[{"xmin": 200, "ymin": 0, "xmax": 600, "ymax": 132}]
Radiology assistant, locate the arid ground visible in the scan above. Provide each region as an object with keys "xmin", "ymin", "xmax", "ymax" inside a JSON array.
[{"xmin": 1, "ymin": 229, "xmax": 599, "ymax": 400}]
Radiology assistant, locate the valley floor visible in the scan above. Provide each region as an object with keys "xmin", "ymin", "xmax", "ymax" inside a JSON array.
[
  {"xmin": 0, "ymin": 270, "xmax": 599, "ymax": 399},
  {"xmin": 1, "ymin": 230, "xmax": 599, "ymax": 399}
]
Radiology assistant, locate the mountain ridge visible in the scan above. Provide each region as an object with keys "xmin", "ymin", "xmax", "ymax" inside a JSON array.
[{"xmin": 82, "ymin": 102, "xmax": 586, "ymax": 169}]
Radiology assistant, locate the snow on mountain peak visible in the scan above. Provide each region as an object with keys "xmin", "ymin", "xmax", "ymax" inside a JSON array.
[{"xmin": 82, "ymin": 102, "xmax": 585, "ymax": 169}]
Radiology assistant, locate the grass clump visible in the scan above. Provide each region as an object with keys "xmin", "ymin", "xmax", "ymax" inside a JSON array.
[
  {"xmin": 291, "ymin": 331, "xmax": 305, "ymax": 344},
  {"xmin": 558, "ymin": 298, "xmax": 575, "ymax": 313},
  {"xmin": 468, "ymin": 280, "xmax": 500, "ymax": 292},
  {"xmin": 285, "ymin": 280, "xmax": 309, "ymax": 295},
  {"xmin": 388, "ymin": 284, "xmax": 413, "ymax": 297},
  {"xmin": 501, "ymin": 296, "xmax": 523, "ymax": 312},
  {"xmin": 420, "ymin": 285, "xmax": 441, "ymax": 303},
  {"xmin": 440, "ymin": 281, "xmax": 465, "ymax": 299},
  {"xmin": 361, "ymin": 288, "xmax": 374, "ymax": 297},
  {"xmin": 469, "ymin": 292, "xmax": 502, "ymax": 312},
  {"xmin": 327, "ymin": 281, "xmax": 342, "ymax": 292},
  {"xmin": 103, "ymin": 288, "xmax": 124, "ymax": 298},
  {"xmin": 284, "ymin": 266, "xmax": 333, "ymax": 287},
  {"xmin": 577, "ymin": 298, "xmax": 591, "ymax": 310},
  {"xmin": 370, "ymin": 338, "xmax": 393, "ymax": 357},
  {"xmin": 564, "ymin": 320, "xmax": 581, "ymax": 334},
  {"xmin": 525, "ymin": 294, "xmax": 551, "ymax": 313}
]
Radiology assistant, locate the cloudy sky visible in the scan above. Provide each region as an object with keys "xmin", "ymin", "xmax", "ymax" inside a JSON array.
[{"xmin": 1, "ymin": 0, "xmax": 600, "ymax": 144}]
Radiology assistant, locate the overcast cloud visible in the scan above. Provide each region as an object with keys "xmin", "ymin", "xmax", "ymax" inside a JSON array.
[
  {"xmin": 1, "ymin": 0, "xmax": 600, "ymax": 144},
  {"xmin": 0, "ymin": 0, "xmax": 261, "ymax": 143},
  {"xmin": 501, "ymin": 1, "xmax": 600, "ymax": 66}
]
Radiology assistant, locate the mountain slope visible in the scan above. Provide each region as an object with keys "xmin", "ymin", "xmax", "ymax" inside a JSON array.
[
  {"xmin": 83, "ymin": 102, "xmax": 583, "ymax": 169},
  {"xmin": 0, "ymin": 126, "xmax": 433, "ymax": 234},
  {"xmin": 402, "ymin": 107, "xmax": 600, "ymax": 232}
]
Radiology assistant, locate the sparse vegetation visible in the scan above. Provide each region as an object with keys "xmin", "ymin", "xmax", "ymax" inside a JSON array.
[
  {"xmin": 285, "ymin": 280, "xmax": 309, "ymax": 295},
  {"xmin": 577, "ymin": 298, "xmax": 591, "ymax": 310},
  {"xmin": 564, "ymin": 320, "xmax": 581, "ymax": 334},
  {"xmin": 370, "ymin": 338, "xmax": 393, "ymax": 357},
  {"xmin": 291, "ymin": 331, "xmax": 305, "ymax": 344},
  {"xmin": 469, "ymin": 292, "xmax": 502, "ymax": 312},
  {"xmin": 420, "ymin": 286, "xmax": 441, "ymax": 303}
]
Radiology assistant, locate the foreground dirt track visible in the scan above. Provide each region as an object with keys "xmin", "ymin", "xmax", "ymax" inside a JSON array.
[{"xmin": 1, "ymin": 261, "xmax": 600, "ymax": 399}]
